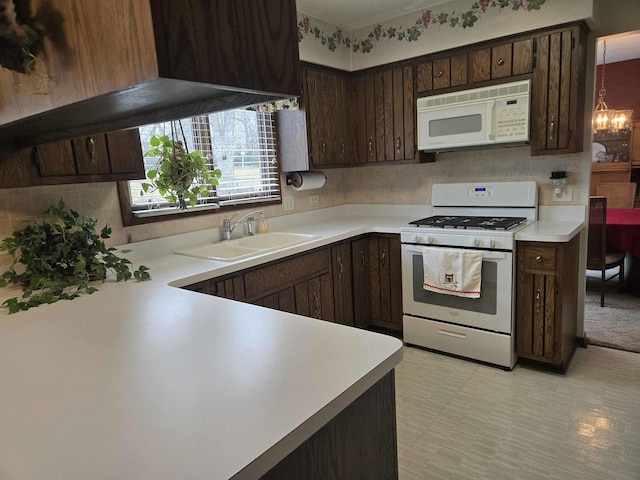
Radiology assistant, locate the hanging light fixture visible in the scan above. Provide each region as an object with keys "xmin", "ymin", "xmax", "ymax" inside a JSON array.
[{"xmin": 593, "ymin": 40, "xmax": 615, "ymax": 133}]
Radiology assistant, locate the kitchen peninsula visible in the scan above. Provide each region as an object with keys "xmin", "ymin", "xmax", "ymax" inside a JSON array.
[{"xmin": 0, "ymin": 207, "xmax": 414, "ymax": 480}]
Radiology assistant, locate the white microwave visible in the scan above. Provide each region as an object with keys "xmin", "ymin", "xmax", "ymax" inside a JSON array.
[{"xmin": 417, "ymin": 80, "xmax": 530, "ymax": 152}]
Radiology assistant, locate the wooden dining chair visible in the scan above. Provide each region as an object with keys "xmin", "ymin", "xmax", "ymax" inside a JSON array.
[
  {"xmin": 595, "ymin": 182, "xmax": 636, "ymax": 208},
  {"xmin": 586, "ymin": 196, "xmax": 626, "ymax": 307}
]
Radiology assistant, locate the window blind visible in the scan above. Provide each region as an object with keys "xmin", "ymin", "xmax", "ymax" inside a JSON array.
[{"xmin": 129, "ymin": 110, "xmax": 280, "ymax": 215}]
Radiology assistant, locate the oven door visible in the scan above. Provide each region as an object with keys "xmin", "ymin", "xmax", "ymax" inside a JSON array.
[{"xmin": 401, "ymin": 243, "xmax": 514, "ymax": 334}]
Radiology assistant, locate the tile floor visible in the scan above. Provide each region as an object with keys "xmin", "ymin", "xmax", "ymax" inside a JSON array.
[{"xmin": 395, "ymin": 345, "xmax": 640, "ymax": 480}]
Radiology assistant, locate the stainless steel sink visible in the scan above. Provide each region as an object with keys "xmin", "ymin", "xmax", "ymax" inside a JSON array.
[{"xmin": 174, "ymin": 232, "xmax": 320, "ymax": 261}]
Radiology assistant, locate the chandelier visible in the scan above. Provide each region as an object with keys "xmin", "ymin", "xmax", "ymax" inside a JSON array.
[{"xmin": 593, "ymin": 40, "xmax": 633, "ymax": 134}]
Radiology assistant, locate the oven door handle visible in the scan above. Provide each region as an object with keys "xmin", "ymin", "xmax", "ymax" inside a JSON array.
[{"xmin": 403, "ymin": 245, "xmax": 507, "ymax": 260}]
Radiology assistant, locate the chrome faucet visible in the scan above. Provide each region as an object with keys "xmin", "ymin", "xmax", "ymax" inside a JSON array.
[{"xmin": 222, "ymin": 210, "xmax": 263, "ymax": 241}]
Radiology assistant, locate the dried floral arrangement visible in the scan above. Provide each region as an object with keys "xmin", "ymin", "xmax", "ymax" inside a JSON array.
[{"xmin": 0, "ymin": 0, "xmax": 39, "ymax": 73}]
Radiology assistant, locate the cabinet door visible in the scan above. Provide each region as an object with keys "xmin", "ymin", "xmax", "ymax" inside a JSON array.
[
  {"xmin": 415, "ymin": 61, "xmax": 433, "ymax": 94},
  {"xmin": 74, "ymin": 136, "xmax": 111, "ymax": 175},
  {"xmin": 368, "ymin": 234, "xmax": 403, "ymax": 331},
  {"xmin": 106, "ymin": 129, "xmax": 145, "ymax": 176},
  {"xmin": 471, "ymin": 48, "xmax": 491, "ymax": 83},
  {"xmin": 450, "ymin": 53, "xmax": 468, "ymax": 88},
  {"xmin": 531, "ymin": 25, "xmax": 585, "ymax": 155},
  {"xmin": 36, "ymin": 140, "xmax": 77, "ymax": 177},
  {"xmin": 304, "ymin": 67, "xmax": 327, "ymax": 166},
  {"xmin": 332, "ymin": 241, "xmax": 354, "ymax": 326},
  {"xmin": 351, "ymin": 237, "xmax": 372, "ymax": 329},
  {"xmin": 432, "ymin": 58, "xmax": 450, "ymax": 90}
]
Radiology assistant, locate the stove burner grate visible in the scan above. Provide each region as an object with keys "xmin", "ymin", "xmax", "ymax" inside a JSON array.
[{"xmin": 409, "ymin": 215, "xmax": 527, "ymax": 230}]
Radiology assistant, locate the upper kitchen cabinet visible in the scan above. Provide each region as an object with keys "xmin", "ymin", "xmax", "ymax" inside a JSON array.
[
  {"xmin": 0, "ymin": 129, "xmax": 144, "ymax": 188},
  {"xmin": 304, "ymin": 65, "xmax": 355, "ymax": 167},
  {"xmin": 416, "ymin": 53, "xmax": 468, "ymax": 94},
  {"xmin": 0, "ymin": 0, "xmax": 301, "ymax": 146},
  {"xmin": 471, "ymin": 39, "xmax": 534, "ymax": 82},
  {"xmin": 530, "ymin": 24, "xmax": 587, "ymax": 156},
  {"xmin": 354, "ymin": 66, "xmax": 415, "ymax": 163},
  {"xmin": 279, "ymin": 64, "xmax": 358, "ymax": 170}
]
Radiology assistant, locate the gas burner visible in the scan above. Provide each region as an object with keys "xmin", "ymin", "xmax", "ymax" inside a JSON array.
[{"xmin": 409, "ymin": 215, "xmax": 528, "ymax": 231}]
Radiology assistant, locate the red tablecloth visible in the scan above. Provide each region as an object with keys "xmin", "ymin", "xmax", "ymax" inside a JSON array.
[{"xmin": 607, "ymin": 208, "xmax": 640, "ymax": 257}]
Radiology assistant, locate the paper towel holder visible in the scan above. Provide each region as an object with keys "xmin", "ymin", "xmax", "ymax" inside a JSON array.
[{"xmin": 286, "ymin": 171, "xmax": 326, "ymax": 190}]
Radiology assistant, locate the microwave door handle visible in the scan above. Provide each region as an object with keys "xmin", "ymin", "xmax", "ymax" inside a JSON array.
[{"xmin": 487, "ymin": 101, "xmax": 496, "ymax": 141}]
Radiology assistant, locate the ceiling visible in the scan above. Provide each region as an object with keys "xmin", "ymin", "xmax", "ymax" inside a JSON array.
[
  {"xmin": 597, "ymin": 32, "xmax": 640, "ymax": 64},
  {"xmin": 296, "ymin": 0, "xmax": 640, "ymax": 63}
]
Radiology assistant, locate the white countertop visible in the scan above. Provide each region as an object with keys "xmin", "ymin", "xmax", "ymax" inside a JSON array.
[
  {"xmin": 0, "ymin": 204, "xmax": 417, "ymax": 480},
  {"xmin": 516, "ymin": 205, "xmax": 585, "ymax": 242}
]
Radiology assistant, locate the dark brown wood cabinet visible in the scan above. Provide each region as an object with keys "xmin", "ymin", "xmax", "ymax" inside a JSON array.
[
  {"xmin": 332, "ymin": 241, "xmax": 355, "ymax": 326},
  {"xmin": 0, "ymin": 0, "xmax": 301, "ymax": 146},
  {"xmin": 304, "ymin": 66, "xmax": 355, "ymax": 167},
  {"xmin": 278, "ymin": 64, "xmax": 356, "ymax": 170},
  {"xmin": 35, "ymin": 130, "xmax": 144, "ymax": 183},
  {"xmin": 354, "ymin": 67, "xmax": 415, "ymax": 163},
  {"xmin": 516, "ymin": 236, "xmax": 579, "ymax": 372},
  {"xmin": 183, "ymin": 234, "xmax": 403, "ymax": 333},
  {"xmin": 531, "ymin": 24, "xmax": 587, "ymax": 156},
  {"xmin": 0, "ymin": 129, "xmax": 145, "ymax": 188},
  {"xmin": 416, "ymin": 53, "xmax": 467, "ymax": 93},
  {"xmin": 352, "ymin": 234, "xmax": 403, "ymax": 332},
  {"xmin": 471, "ymin": 39, "xmax": 533, "ymax": 83},
  {"xmin": 185, "ymin": 247, "xmax": 336, "ymax": 322}
]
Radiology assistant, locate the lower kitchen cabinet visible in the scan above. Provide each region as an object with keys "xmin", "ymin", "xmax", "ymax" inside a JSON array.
[
  {"xmin": 184, "ymin": 247, "xmax": 336, "ymax": 322},
  {"xmin": 516, "ymin": 236, "xmax": 579, "ymax": 372},
  {"xmin": 183, "ymin": 234, "xmax": 403, "ymax": 333},
  {"xmin": 332, "ymin": 241, "xmax": 354, "ymax": 326},
  {"xmin": 352, "ymin": 234, "xmax": 403, "ymax": 333}
]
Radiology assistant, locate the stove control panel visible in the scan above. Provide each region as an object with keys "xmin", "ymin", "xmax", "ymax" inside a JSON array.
[{"xmin": 400, "ymin": 231, "xmax": 514, "ymax": 250}]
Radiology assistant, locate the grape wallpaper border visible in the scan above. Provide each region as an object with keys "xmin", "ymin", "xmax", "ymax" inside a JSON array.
[{"xmin": 297, "ymin": 0, "xmax": 547, "ymax": 54}]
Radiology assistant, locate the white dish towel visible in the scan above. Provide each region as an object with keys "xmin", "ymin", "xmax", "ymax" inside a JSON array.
[{"xmin": 422, "ymin": 247, "xmax": 483, "ymax": 298}]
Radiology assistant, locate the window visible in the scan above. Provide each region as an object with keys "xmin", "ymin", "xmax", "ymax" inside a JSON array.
[{"xmin": 120, "ymin": 109, "xmax": 281, "ymax": 224}]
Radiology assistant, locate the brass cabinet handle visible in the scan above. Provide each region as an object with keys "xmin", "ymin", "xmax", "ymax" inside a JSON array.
[
  {"xmin": 86, "ymin": 137, "xmax": 96, "ymax": 164},
  {"xmin": 535, "ymin": 289, "xmax": 541, "ymax": 310},
  {"xmin": 549, "ymin": 117, "xmax": 557, "ymax": 141},
  {"xmin": 435, "ymin": 70, "xmax": 443, "ymax": 77},
  {"xmin": 368, "ymin": 138, "xmax": 373, "ymax": 157},
  {"xmin": 536, "ymin": 255, "xmax": 542, "ymax": 263},
  {"xmin": 396, "ymin": 136, "xmax": 401, "ymax": 154},
  {"xmin": 497, "ymin": 58, "xmax": 505, "ymax": 66},
  {"xmin": 381, "ymin": 250, "xmax": 386, "ymax": 267},
  {"xmin": 337, "ymin": 256, "xmax": 343, "ymax": 279},
  {"xmin": 321, "ymin": 139, "xmax": 326, "ymax": 154},
  {"xmin": 340, "ymin": 141, "xmax": 345, "ymax": 156},
  {"xmin": 360, "ymin": 249, "xmax": 365, "ymax": 270},
  {"xmin": 313, "ymin": 291, "xmax": 320, "ymax": 315}
]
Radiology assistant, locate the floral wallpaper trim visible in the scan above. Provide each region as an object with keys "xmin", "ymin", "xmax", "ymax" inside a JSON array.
[{"xmin": 298, "ymin": 0, "xmax": 547, "ymax": 54}]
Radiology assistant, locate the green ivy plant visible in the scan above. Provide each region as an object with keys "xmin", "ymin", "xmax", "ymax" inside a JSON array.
[
  {"xmin": 0, "ymin": 200, "xmax": 151, "ymax": 314},
  {"xmin": 142, "ymin": 131, "xmax": 222, "ymax": 210}
]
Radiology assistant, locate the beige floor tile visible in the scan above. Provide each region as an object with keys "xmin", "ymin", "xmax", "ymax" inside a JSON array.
[{"xmin": 396, "ymin": 345, "xmax": 640, "ymax": 480}]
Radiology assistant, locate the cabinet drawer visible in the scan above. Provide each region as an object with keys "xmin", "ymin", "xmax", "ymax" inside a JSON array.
[
  {"xmin": 243, "ymin": 248, "xmax": 331, "ymax": 299},
  {"xmin": 522, "ymin": 245, "xmax": 556, "ymax": 272}
]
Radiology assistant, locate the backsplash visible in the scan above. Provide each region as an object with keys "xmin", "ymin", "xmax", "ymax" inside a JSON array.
[{"xmin": 0, "ymin": 146, "xmax": 586, "ymax": 270}]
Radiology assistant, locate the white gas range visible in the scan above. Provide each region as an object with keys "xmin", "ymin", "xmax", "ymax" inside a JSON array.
[{"xmin": 400, "ymin": 181, "xmax": 538, "ymax": 369}]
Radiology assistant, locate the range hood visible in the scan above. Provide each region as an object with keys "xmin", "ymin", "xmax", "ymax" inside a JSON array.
[{"xmin": 0, "ymin": 0, "xmax": 300, "ymax": 146}]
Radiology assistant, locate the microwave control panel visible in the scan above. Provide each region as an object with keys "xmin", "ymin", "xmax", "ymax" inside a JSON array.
[{"xmin": 495, "ymin": 96, "xmax": 529, "ymax": 142}]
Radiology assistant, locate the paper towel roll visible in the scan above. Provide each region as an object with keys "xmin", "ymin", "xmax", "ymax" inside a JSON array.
[{"xmin": 287, "ymin": 171, "xmax": 326, "ymax": 191}]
